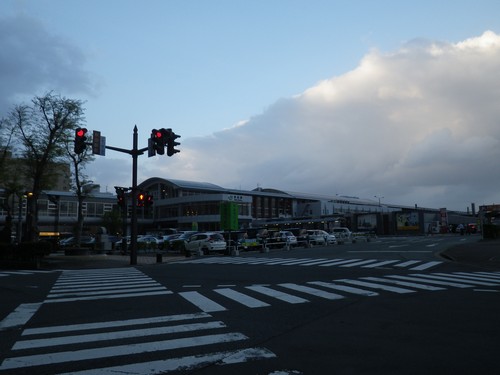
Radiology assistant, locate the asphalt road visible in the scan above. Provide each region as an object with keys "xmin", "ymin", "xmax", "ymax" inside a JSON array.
[{"xmin": 1, "ymin": 234, "xmax": 499, "ymax": 374}]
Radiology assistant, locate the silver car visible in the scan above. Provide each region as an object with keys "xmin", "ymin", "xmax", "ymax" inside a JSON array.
[
  {"xmin": 307, "ymin": 230, "xmax": 337, "ymax": 245},
  {"xmin": 185, "ymin": 232, "xmax": 227, "ymax": 255}
]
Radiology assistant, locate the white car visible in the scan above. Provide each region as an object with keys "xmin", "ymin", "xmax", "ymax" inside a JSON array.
[
  {"xmin": 307, "ymin": 230, "xmax": 336, "ymax": 245},
  {"xmin": 278, "ymin": 231, "xmax": 298, "ymax": 247},
  {"xmin": 331, "ymin": 227, "xmax": 352, "ymax": 242},
  {"xmin": 185, "ymin": 232, "xmax": 227, "ymax": 255}
]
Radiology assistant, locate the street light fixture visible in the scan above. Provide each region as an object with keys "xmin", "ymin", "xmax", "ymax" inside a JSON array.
[{"xmin": 374, "ymin": 195, "xmax": 384, "ymax": 206}]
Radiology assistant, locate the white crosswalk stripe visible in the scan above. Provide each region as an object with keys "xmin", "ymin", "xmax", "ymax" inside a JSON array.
[
  {"xmin": 45, "ymin": 268, "xmax": 172, "ymax": 303},
  {"xmin": 175, "ymin": 271, "xmax": 500, "ymax": 312},
  {"xmin": 175, "ymin": 256, "xmax": 443, "ymax": 270},
  {"xmin": 0, "ymin": 312, "xmax": 276, "ymax": 373}
]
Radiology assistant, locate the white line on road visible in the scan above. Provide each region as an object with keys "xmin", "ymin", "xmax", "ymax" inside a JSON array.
[
  {"xmin": 0, "ymin": 332, "xmax": 248, "ymax": 370},
  {"xmin": 214, "ymin": 288, "xmax": 270, "ymax": 308},
  {"xmin": 13, "ymin": 321, "xmax": 227, "ymax": 350},
  {"xmin": 179, "ymin": 291, "xmax": 227, "ymax": 312},
  {"xmin": 278, "ymin": 283, "xmax": 344, "ymax": 300},
  {"xmin": 246, "ymin": 285, "xmax": 309, "ymax": 304},
  {"xmin": 22, "ymin": 312, "xmax": 211, "ymax": 336},
  {"xmin": 0, "ymin": 303, "xmax": 42, "ymax": 331},
  {"xmin": 335, "ymin": 279, "xmax": 416, "ymax": 294},
  {"xmin": 308, "ymin": 281, "xmax": 379, "ymax": 296},
  {"xmin": 409, "ymin": 261, "xmax": 442, "ymax": 271},
  {"xmin": 56, "ymin": 347, "xmax": 276, "ymax": 375}
]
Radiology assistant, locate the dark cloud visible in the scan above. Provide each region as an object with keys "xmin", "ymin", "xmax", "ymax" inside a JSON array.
[
  {"xmin": 0, "ymin": 15, "xmax": 98, "ymax": 114},
  {"xmin": 136, "ymin": 31, "xmax": 500, "ymax": 211}
]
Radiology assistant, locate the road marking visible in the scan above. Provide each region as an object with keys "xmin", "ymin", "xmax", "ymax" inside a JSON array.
[
  {"xmin": 450, "ymin": 272, "xmax": 500, "ymax": 283},
  {"xmin": 45, "ymin": 268, "xmax": 172, "ymax": 303},
  {"xmin": 340, "ymin": 259, "xmax": 380, "ymax": 267},
  {"xmin": 394, "ymin": 260, "xmax": 421, "ymax": 268},
  {"xmin": 13, "ymin": 321, "xmax": 227, "ymax": 350},
  {"xmin": 278, "ymin": 283, "xmax": 344, "ymax": 300},
  {"xmin": 308, "ymin": 281, "xmax": 379, "ymax": 296},
  {"xmin": 179, "ymin": 291, "xmax": 227, "ymax": 312},
  {"xmin": 45, "ymin": 290, "xmax": 173, "ymax": 303},
  {"xmin": 56, "ymin": 347, "xmax": 276, "ymax": 375},
  {"xmin": 361, "ymin": 260, "xmax": 400, "ymax": 268},
  {"xmin": 176, "ymin": 256, "xmax": 442, "ymax": 270},
  {"xmin": 246, "ymin": 285, "xmax": 309, "ymax": 304},
  {"xmin": 0, "ymin": 332, "xmax": 248, "ymax": 370},
  {"xmin": 386, "ymin": 275, "xmax": 474, "ymax": 288},
  {"xmin": 417, "ymin": 273, "xmax": 499, "ymax": 286},
  {"xmin": 0, "ymin": 303, "xmax": 42, "ymax": 331},
  {"xmin": 360, "ymin": 277, "xmax": 445, "ymax": 291},
  {"xmin": 214, "ymin": 288, "xmax": 270, "ymax": 308},
  {"xmin": 319, "ymin": 259, "xmax": 363, "ymax": 267},
  {"xmin": 409, "ymin": 261, "xmax": 442, "ymax": 271},
  {"xmin": 22, "ymin": 312, "xmax": 212, "ymax": 336},
  {"xmin": 335, "ymin": 279, "xmax": 416, "ymax": 294},
  {"xmin": 299, "ymin": 258, "xmax": 343, "ymax": 266}
]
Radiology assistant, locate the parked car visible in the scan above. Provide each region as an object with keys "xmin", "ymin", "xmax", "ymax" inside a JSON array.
[
  {"xmin": 137, "ymin": 235, "xmax": 162, "ymax": 250},
  {"xmin": 278, "ymin": 231, "xmax": 298, "ymax": 247},
  {"xmin": 169, "ymin": 231, "xmax": 198, "ymax": 253},
  {"xmin": 161, "ymin": 233, "xmax": 182, "ymax": 250},
  {"xmin": 185, "ymin": 232, "xmax": 227, "ymax": 255},
  {"xmin": 331, "ymin": 227, "xmax": 352, "ymax": 242},
  {"xmin": 59, "ymin": 236, "xmax": 95, "ymax": 248},
  {"xmin": 306, "ymin": 230, "xmax": 336, "ymax": 245}
]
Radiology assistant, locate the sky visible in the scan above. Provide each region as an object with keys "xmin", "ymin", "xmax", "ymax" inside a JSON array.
[{"xmin": 1, "ymin": 0, "xmax": 500, "ymax": 211}]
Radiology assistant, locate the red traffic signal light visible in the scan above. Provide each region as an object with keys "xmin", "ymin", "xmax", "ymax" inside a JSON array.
[
  {"xmin": 74, "ymin": 127, "xmax": 88, "ymax": 154},
  {"xmin": 151, "ymin": 129, "xmax": 165, "ymax": 155}
]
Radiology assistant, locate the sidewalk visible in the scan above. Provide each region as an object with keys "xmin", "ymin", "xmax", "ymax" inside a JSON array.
[
  {"xmin": 41, "ymin": 252, "xmax": 185, "ymax": 269},
  {"xmin": 440, "ymin": 238, "xmax": 500, "ymax": 270}
]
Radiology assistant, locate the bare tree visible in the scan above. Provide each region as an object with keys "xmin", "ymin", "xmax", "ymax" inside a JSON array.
[{"xmin": 9, "ymin": 92, "xmax": 86, "ymax": 241}]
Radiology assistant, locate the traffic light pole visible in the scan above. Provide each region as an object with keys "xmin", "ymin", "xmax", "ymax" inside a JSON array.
[
  {"xmin": 105, "ymin": 125, "xmax": 147, "ymax": 265},
  {"xmin": 93, "ymin": 125, "xmax": 180, "ymax": 266}
]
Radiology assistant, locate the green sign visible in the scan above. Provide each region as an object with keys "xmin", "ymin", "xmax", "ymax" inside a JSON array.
[{"xmin": 220, "ymin": 202, "xmax": 238, "ymax": 231}]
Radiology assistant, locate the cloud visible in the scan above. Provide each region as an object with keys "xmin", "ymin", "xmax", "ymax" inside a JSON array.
[
  {"xmin": 137, "ymin": 30, "xmax": 500, "ymax": 211},
  {"xmin": 0, "ymin": 15, "xmax": 98, "ymax": 114}
]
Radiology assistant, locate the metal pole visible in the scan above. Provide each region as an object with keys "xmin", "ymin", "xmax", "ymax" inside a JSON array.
[{"xmin": 130, "ymin": 125, "xmax": 139, "ymax": 265}]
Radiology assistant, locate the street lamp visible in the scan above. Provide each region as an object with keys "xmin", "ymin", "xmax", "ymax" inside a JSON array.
[{"xmin": 374, "ymin": 195, "xmax": 384, "ymax": 206}]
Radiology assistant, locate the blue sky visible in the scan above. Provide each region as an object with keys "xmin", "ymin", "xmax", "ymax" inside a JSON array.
[{"xmin": 2, "ymin": 0, "xmax": 500, "ymax": 210}]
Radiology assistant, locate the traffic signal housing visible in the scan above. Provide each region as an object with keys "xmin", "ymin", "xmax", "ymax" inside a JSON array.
[
  {"xmin": 151, "ymin": 129, "xmax": 165, "ymax": 155},
  {"xmin": 137, "ymin": 191, "xmax": 146, "ymax": 207},
  {"xmin": 75, "ymin": 128, "xmax": 87, "ymax": 154},
  {"xmin": 166, "ymin": 129, "xmax": 181, "ymax": 157},
  {"xmin": 74, "ymin": 127, "xmax": 88, "ymax": 154},
  {"xmin": 146, "ymin": 194, "xmax": 153, "ymax": 207},
  {"xmin": 115, "ymin": 187, "xmax": 127, "ymax": 208}
]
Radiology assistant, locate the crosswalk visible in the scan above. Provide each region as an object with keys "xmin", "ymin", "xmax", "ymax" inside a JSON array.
[
  {"xmin": 0, "ymin": 312, "xmax": 276, "ymax": 374},
  {"xmin": 0, "ymin": 269, "xmax": 57, "ymax": 278},
  {"xmin": 177, "ymin": 271, "xmax": 500, "ymax": 312},
  {"xmin": 45, "ymin": 267, "xmax": 173, "ymax": 303},
  {"xmin": 176, "ymin": 256, "xmax": 443, "ymax": 271},
  {"xmin": 2, "ymin": 269, "xmax": 499, "ymax": 373}
]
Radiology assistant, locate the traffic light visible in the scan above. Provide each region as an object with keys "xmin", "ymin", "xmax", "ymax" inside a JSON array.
[
  {"xmin": 151, "ymin": 129, "xmax": 165, "ymax": 155},
  {"xmin": 74, "ymin": 127, "xmax": 88, "ymax": 154},
  {"xmin": 137, "ymin": 191, "xmax": 146, "ymax": 207},
  {"xmin": 146, "ymin": 194, "xmax": 153, "ymax": 207},
  {"xmin": 166, "ymin": 128, "xmax": 181, "ymax": 157},
  {"xmin": 115, "ymin": 187, "xmax": 127, "ymax": 208}
]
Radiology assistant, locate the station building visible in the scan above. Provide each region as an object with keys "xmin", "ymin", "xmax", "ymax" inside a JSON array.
[{"xmin": 1, "ymin": 176, "xmax": 475, "ymax": 240}]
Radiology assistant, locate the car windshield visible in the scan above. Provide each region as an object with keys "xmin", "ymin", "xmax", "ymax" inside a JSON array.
[{"xmin": 210, "ymin": 233, "xmax": 224, "ymax": 241}]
